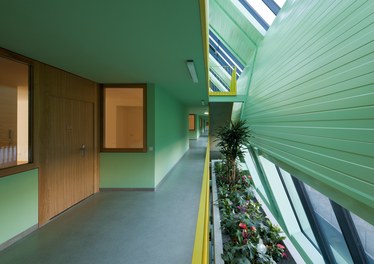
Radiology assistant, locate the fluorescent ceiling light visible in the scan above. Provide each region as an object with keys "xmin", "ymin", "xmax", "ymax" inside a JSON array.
[
  {"xmin": 204, "ymin": 111, "xmax": 209, "ymax": 115},
  {"xmin": 186, "ymin": 60, "xmax": 198, "ymax": 83}
]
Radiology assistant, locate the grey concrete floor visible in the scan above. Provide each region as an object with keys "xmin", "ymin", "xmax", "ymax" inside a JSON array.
[{"xmin": 0, "ymin": 137, "xmax": 208, "ymax": 264}]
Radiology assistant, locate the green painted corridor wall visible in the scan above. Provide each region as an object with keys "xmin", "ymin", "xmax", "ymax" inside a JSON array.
[
  {"xmin": 155, "ymin": 86, "xmax": 189, "ymax": 187},
  {"xmin": 100, "ymin": 85, "xmax": 155, "ymax": 189},
  {"xmin": 0, "ymin": 169, "xmax": 38, "ymax": 245},
  {"xmin": 100, "ymin": 84, "xmax": 189, "ymax": 189},
  {"xmin": 242, "ymin": 0, "xmax": 374, "ymax": 224}
]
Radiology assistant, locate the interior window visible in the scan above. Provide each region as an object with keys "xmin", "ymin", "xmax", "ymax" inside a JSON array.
[
  {"xmin": 102, "ymin": 85, "xmax": 146, "ymax": 152},
  {"xmin": 0, "ymin": 56, "xmax": 30, "ymax": 169},
  {"xmin": 189, "ymin": 114, "xmax": 195, "ymax": 131}
]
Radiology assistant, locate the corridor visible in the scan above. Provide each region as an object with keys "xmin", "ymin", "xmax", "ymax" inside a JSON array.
[{"xmin": 0, "ymin": 137, "xmax": 208, "ymax": 264}]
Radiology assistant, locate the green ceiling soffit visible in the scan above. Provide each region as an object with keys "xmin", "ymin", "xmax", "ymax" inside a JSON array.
[{"xmin": 209, "ymin": 0, "xmax": 263, "ymax": 65}]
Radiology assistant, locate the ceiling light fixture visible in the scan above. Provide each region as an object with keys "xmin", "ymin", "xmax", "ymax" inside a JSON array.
[{"xmin": 186, "ymin": 60, "xmax": 198, "ymax": 83}]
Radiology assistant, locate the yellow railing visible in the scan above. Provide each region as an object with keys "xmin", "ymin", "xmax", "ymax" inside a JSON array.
[
  {"xmin": 191, "ymin": 141, "xmax": 210, "ymax": 264},
  {"xmin": 209, "ymin": 66, "xmax": 237, "ymax": 96}
]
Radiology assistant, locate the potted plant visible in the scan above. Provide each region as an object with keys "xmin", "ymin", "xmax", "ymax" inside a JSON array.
[{"xmin": 215, "ymin": 120, "xmax": 251, "ymax": 184}]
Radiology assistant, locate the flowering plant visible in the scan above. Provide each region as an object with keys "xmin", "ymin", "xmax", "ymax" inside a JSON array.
[{"xmin": 216, "ymin": 164, "xmax": 287, "ymax": 263}]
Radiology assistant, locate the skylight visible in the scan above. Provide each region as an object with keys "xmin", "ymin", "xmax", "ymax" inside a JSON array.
[
  {"xmin": 238, "ymin": 0, "xmax": 285, "ymax": 31},
  {"xmin": 247, "ymin": 0, "xmax": 276, "ymax": 25},
  {"xmin": 209, "ymin": 69, "xmax": 229, "ymax": 91},
  {"xmin": 209, "ymin": 30, "xmax": 244, "ymax": 79},
  {"xmin": 274, "ymin": 0, "xmax": 286, "ymax": 7}
]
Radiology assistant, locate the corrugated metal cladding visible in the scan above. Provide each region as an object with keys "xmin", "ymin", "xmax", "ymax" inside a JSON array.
[{"xmin": 242, "ymin": 0, "xmax": 374, "ymax": 222}]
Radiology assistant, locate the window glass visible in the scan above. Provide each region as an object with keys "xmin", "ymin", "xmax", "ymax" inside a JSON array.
[
  {"xmin": 350, "ymin": 212, "xmax": 374, "ymax": 263},
  {"xmin": 188, "ymin": 114, "xmax": 195, "ymax": 131},
  {"xmin": 274, "ymin": 0, "xmax": 286, "ymax": 7},
  {"xmin": 103, "ymin": 85, "xmax": 146, "ymax": 151},
  {"xmin": 0, "ymin": 56, "xmax": 30, "ymax": 169},
  {"xmin": 303, "ymin": 182, "xmax": 354, "ymax": 264},
  {"xmin": 244, "ymin": 0, "xmax": 276, "ymax": 25},
  {"xmin": 209, "ymin": 30, "xmax": 244, "ymax": 78},
  {"xmin": 279, "ymin": 169, "xmax": 319, "ymax": 249},
  {"xmin": 243, "ymin": 150, "xmax": 269, "ymax": 203},
  {"xmin": 259, "ymin": 157, "xmax": 300, "ymax": 234}
]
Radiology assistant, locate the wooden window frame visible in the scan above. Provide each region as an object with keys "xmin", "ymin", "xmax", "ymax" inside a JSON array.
[
  {"xmin": 0, "ymin": 49, "xmax": 34, "ymax": 178},
  {"xmin": 100, "ymin": 84, "xmax": 147, "ymax": 153}
]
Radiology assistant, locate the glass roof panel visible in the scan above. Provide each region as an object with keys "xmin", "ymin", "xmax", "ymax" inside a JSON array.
[
  {"xmin": 274, "ymin": 0, "xmax": 286, "ymax": 7},
  {"xmin": 246, "ymin": 0, "xmax": 276, "ymax": 25},
  {"xmin": 209, "ymin": 69, "xmax": 230, "ymax": 91},
  {"xmin": 209, "ymin": 30, "xmax": 244, "ymax": 79},
  {"xmin": 238, "ymin": 0, "xmax": 286, "ymax": 32}
]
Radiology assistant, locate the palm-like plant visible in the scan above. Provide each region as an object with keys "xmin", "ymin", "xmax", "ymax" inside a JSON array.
[{"xmin": 216, "ymin": 120, "xmax": 251, "ymax": 184}]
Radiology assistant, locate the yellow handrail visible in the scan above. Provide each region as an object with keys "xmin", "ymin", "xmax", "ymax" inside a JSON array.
[{"xmin": 191, "ymin": 141, "xmax": 210, "ymax": 264}]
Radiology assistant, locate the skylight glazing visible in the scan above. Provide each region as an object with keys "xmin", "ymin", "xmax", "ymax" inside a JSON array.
[
  {"xmin": 273, "ymin": 0, "xmax": 286, "ymax": 7},
  {"xmin": 239, "ymin": 0, "xmax": 285, "ymax": 31},
  {"xmin": 248, "ymin": 0, "xmax": 276, "ymax": 25},
  {"xmin": 209, "ymin": 30, "xmax": 244, "ymax": 79},
  {"xmin": 209, "ymin": 69, "xmax": 229, "ymax": 91}
]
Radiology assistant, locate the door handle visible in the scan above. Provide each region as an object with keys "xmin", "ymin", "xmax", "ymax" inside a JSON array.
[{"xmin": 80, "ymin": 144, "xmax": 86, "ymax": 156}]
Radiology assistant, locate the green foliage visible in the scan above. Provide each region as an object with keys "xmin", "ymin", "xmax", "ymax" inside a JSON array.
[
  {"xmin": 215, "ymin": 163, "xmax": 286, "ymax": 263},
  {"xmin": 215, "ymin": 120, "xmax": 251, "ymax": 184}
]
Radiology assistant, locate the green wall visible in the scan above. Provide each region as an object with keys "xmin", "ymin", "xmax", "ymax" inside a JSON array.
[
  {"xmin": 100, "ymin": 84, "xmax": 190, "ymax": 189},
  {"xmin": 0, "ymin": 169, "xmax": 38, "ymax": 245},
  {"xmin": 100, "ymin": 84, "xmax": 156, "ymax": 189},
  {"xmin": 155, "ymin": 86, "xmax": 189, "ymax": 186},
  {"xmin": 242, "ymin": 0, "xmax": 374, "ymax": 224}
]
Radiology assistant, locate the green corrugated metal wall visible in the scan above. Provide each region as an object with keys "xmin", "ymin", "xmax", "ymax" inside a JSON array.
[{"xmin": 242, "ymin": 0, "xmax": 374, "ymax": 224}]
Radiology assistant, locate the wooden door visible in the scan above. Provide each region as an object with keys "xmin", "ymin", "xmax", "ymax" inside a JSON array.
[{"xmin": 39, "ymin": 96, "xmax": 94, "ymax": 224}]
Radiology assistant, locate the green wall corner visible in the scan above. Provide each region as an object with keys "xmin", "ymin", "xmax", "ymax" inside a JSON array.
[
  {"xmin": 100, "ymin": 84, "xmax": 190, "ymax": 189},
  {"xmin": 155, "ymin": 86, "xmax": 189, "ymax": 186},
  {"xmin": 100, "ymin": 84, "xmax": 156, "ymax": 189}
]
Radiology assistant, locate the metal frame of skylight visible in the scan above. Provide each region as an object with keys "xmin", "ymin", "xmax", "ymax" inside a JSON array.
[
  {"xmin": 209, "ymin": 45, "xmax": 240, "ymax": 79},
  {"xmin": 209, "ymin": 68, "xmax": 230, "ymax": 91},
  {"xmin": 238, "ymin": 0, "xmax": 283, "ymax": 31},
  {"xmin": 238, "ymin": 0, "xmax": 270, "ymax": 30},
  {"xmin": 209, "ymin": 81, "xmax": 221, "ymax": 92},
  {"xmin": 262, "ymin": 0, "xmax": 281, "ymax": 15},
  {"xmin": 209, "ymin": 30, "xmax": 244, "ymax": 78}
]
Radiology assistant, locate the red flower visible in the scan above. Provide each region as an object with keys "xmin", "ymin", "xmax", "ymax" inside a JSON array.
[
  {"xmin": 282, "ymin": 252, "xmax": 287, "ymax": 258},
  {"xmin": 239, "ymin": 222, "xmax": 247, "ymax": 229},
  {"xmin": 250, "ymin": 226, "xmax": 256, "ymax": 231},
  {"xmin": 277, "ymin": 243, "xmax": 285, "ymax": 249},
  {"xmin": 242, "ymin": 229, "xmax": 248, "ymax": 238}
]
